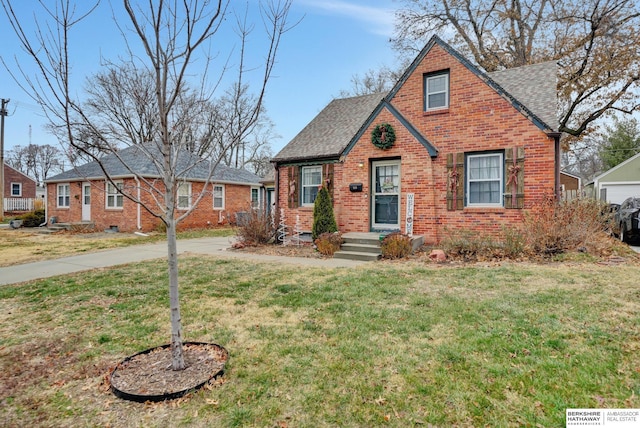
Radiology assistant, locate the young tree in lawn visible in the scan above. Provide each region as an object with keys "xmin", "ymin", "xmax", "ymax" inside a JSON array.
[{"xmin": 1, "ymin": 0, "xmax": 294, "ymax": 370}]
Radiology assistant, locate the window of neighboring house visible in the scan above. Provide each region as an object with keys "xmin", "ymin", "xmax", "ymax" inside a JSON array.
[
  {"xmin": 301, "ymin": 166, "xmax": 322, "ymax": 206},
  {"xmin": 106, "ymin": 181, "xmax": 124, "ymax": 209},
  {"xmin": 177, "ymin": 182, "xmax": 192, "ymax": 210},
  {"xmin": 213, "ymin": 185, "xmax": 224, "ymax": 209},
  {"xmin": 466, "ymin": 152, "xmax": 504, "ymax": 207},
  {"xmin": 11, "ymin": 183, "xmax": 21, "ymax": 197},
  {"xmin": 424, "ymin": 71, "xmax": 449, "ymax": 111},
  {"xmin": 57, "ymin": 184, "xmax": 70, "ymax": 208},
  {"xmin": 251, "ymin": 187, "xmax": 260, "ymax": 209}
]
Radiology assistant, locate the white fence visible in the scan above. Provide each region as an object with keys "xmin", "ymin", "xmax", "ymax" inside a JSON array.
[
  {"xmin": 561, "ymin": 189, "xmax": 580, "ymax": 201},
  {"xmin": 3, "ymin": 198, "xmax": 36, "ymax": 212}
]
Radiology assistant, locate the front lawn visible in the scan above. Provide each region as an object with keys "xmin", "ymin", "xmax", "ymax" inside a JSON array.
[
  {"xmin": 0, "ymin": 227, "xmax": 235, "ymax": 267},
  {"xmin": 1, "ymin": 257, "xmax": 639, "ymax": 426}
]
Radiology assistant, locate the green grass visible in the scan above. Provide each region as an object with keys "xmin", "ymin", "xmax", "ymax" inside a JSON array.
[{"xmin": 1, "ymin": 258, "xmax": 639, "ymax": 427}]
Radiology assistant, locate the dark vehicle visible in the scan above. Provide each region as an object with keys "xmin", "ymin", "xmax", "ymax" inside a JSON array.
[{"xmin": 615, "ymin": 197, "xmax": 640, "ymax": 244}]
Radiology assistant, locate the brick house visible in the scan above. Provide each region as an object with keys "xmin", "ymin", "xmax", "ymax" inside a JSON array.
[
  {"xmin": 44, "ymin": 144, "xmax": 263, "ymax": 232},
  {"xmin": 272, "ymin": 36, "xmax": 561, "ymax": 244},
  {"xmin": 3, "ymin": 162, "xmax": 38, "ymax": 213}
]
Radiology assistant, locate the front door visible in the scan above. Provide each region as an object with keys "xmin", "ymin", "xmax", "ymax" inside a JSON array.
[
  {"xmin": 82, "ymin": 182, "xmax": 91, "ymax": 221},
  {"xmin": 371, "ymin": 160, "xmax": 400, "ymax": 230}
]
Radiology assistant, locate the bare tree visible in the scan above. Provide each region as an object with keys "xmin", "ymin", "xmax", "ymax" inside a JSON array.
[
  {"xmin": 338, "ymin": 65, "xmax": 405, "ymax": 98},
  {"xmin": 393, "ymin": 0, "xmax": 640, "ymax": 141},
  {"xmin": 1, "ymin": 0, "xmax": 294, "ymax": 370},
  {"xmin": 7, "ymin": 143, "xmax": 64, "ymax": 184}
]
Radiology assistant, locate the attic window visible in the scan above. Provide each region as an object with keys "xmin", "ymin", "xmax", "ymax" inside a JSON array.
[{"xmin": 424, "ymin": 71, "xmax": 449, "ymax": 111}]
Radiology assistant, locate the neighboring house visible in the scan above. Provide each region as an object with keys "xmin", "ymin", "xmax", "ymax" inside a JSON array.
[
  {"xmin": 3, "ymin": 162, "xmax": 38, "ymax": 213},
  {"xmin": 44, "ymin": 145, "xmax": 263, "ymax": 232},
  {"xmin": 584, "ymin": 152, "xmax": 640, "ymax": 204},
  {"xmin": 560, "ymin": 171, "xmax": 582, "ymax": 200},
  {"xmin": 272, "ymin": 36, "xmax": 561, "ymax": 244}
]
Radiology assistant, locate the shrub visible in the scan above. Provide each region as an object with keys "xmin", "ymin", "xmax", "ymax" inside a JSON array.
[
  {"xmin": 500, "ymin": 225, "xmax": 527, "ymax": 259},
  {"xmin": 312, "ymin": 186, "xmax": 337, "ymax": 241},
  {"xmin": 315, "ymin": 232, "xmax": 343, "ymax": 256},
  {"xmin": 524, "ymin": 195, "xmax": 611, "ymax": 255},
  {"xmin": 19, "ymin": 209, "xmax": 46, "ymax": 227},
  {"xmin": 235, "ymin": 207, "xmax": 274, "ymax": 246},
  {"xmin": 441, "ymin": 229, "xmax": 498, "ymax": 261},
  {"xmin": 380, "ymin": 232, "xmax": 412, "ymax": 259}
]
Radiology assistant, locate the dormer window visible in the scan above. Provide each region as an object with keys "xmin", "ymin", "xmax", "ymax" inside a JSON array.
[{"xmin": 424, "ymin": 71, "xmax": 449, "ymax": 111}]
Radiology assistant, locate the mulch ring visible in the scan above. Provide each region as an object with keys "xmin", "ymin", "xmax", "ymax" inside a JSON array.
[{"xmin": 110, "ymin": 342, "xmax": 228, "ymax": 402}]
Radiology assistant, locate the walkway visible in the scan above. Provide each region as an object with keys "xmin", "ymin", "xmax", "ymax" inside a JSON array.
[{"xmin": 0, "ymin": 237, "xmax": 365, "ymax": 286}]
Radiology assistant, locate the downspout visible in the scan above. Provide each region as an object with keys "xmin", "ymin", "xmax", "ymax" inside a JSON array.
[
  {"xmin": 430, "ymin": 155, "xmax": 439, "ymax": 244},
  {"xmin": 548, "ymin": 132, "xmax": 562, "ymax": 201},
  {"xmin": 134, "ymin": 176, "xmax": 142, "ymax": 230},
  {"xmin": 39, "ymin": 184, "xmax": 48, "ymax": 227},
  {"xmin": 274, "ymin": 163, "xmax": 279, "ymax": 217}
]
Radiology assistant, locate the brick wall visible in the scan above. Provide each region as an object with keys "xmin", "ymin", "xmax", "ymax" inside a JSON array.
[
  {"xmin": 47, "ymin": 178, "xmax": 254, "ymax": 232},
  {"xmin": 3, "ymin": 164, "xmax": 36, "ymax": 198},
  {"xmin": 277, "ymin": 44, "xmax": 556, "ymax": 244}
]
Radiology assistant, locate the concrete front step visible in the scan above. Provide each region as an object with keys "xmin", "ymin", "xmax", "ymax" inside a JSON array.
[
  {"xmin": 333, "ymin": 250, "xmax": 381, "ymax": 262},
  {"xmin": 340, "ymin": 243, "xmax": 381, "ymax": 254},
  {"xmin": 335, "ymin": 232, "xmax": 384, "ymax": 261},
  {"xmin": 341, "ymin": 232, "xmax": 386, "ymax": 246},
  {"xmin": 334, "ymin": 232, "xmax": 425, "ymax": 262}
]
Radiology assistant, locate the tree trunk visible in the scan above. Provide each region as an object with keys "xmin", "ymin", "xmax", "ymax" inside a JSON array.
[{"xmin": 166, "ymin": 216, "xmax": 185, "ymax": 370}]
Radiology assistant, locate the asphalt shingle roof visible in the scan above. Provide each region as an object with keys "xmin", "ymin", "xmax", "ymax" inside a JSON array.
[
  {"xmin": 273, "ymin": 37, "xmax": 559, "ymax": 164},
  {"xmin": 272, "ymin": 92, "xmax": 386, "ymax": 163},
  {"xmin": 488, "ymin": 61, "xmax": 558, "ymax": 131},
  {"xmin": 46, "ymin": 144, "xmax": 262, "ymax": 185}
]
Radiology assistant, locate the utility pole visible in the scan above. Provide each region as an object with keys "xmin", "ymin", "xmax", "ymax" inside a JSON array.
[{"xmin": 0, "ymin": 98, "xmax": 9, "ymax": 220}]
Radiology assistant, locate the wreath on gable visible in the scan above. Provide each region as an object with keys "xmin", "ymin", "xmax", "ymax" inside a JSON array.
[{"xmin": 371, "ymin": 123, "xmax": 396, "ymax": 150}]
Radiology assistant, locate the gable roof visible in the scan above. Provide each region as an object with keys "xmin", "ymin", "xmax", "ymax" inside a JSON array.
[
  {"xmin": 45, "ymin": 144, "xmax": 262, "ymax": 185},
  {"xmin": 272, "ymin": 92, "xmax": 386, "ymax": 163},
  {"xmin": 590, "ymin": 151, "xmax": 640, "ymax": 184},
  {"xmin": 273, "ymin": 35, "xmax": 559, "ymax": 165},
  {"xmin": 343, "ymin": 100, "xmax": 438, "ymax": 158},
  {"xmin": 3, "ymin": 162, "xmax": 37, "ymax": 183},
  {"xmin": 387, "ymin": 35, "xmax": 558, "ymax": 133}
]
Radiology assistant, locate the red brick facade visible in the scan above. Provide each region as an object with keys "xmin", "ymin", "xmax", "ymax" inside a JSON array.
[
  {"xmin": 276, "ymin": 44, "xmax": 557, "ymax": 244},
  {"xmin": 46, "ymin": 178, "xmax": 256, "ymax": 232},
  {"xmin": 3, "ymin": 163, "xmax": 37, "ymax": 199}
]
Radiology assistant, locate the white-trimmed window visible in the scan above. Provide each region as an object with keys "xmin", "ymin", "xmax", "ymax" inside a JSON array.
[
  {"xmin": 424, "ymin": 71, "xmax": 449, "ymax": 111},
  {"xmin": 466, "ymin": 152, "xmax": 503, "ymax": 207},
  {"xmin": 11, "ymin": 183, "xmax": 21, "ymax": 197},
  {"xmin": 177, "ymin": 182, "xmax": 192, "ymax": 210},
  {"xmin": 106, "ymin": 181, "xmax": 124, "ymax": 209},
  {"xmin": 57, "ymin": 184, "xmax": 70, "ymax": 208},
  {"xmin": 251, "ymin": 187, "xmax": 260, "ymax": 209},
  {"xmin": 301, "ymin": 166, "xmax": 322, "ymax": 206},
  {"xmin": 213, "ymin": 185, "xmax": 225, "ymax": 209}
]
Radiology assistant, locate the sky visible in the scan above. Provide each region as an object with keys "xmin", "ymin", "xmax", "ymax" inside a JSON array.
[{"xmin": 0, "ymin": 0, "xmax": 401, "ymax": 158}]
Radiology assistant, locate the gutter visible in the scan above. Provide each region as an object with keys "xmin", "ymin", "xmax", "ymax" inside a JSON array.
[
  {"xmin": 547, "ymin": 131, "xmax": 563, "ymax": 200},
  {"xmin": 39, "ymin": 185, "xmax": 48, "ymax": 227},
  {"xmin": 134, "ymin": 176, "xmax": 142, "ymax": 230}
]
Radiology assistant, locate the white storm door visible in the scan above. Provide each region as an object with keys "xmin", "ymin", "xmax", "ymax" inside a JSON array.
[
  {"xmin": 371, "ymin": 160, "xmax": 400, "ymax": 230},
  {"xmin": 82, "ymin": 182, "xmax": 91, "ymax": 221}
]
